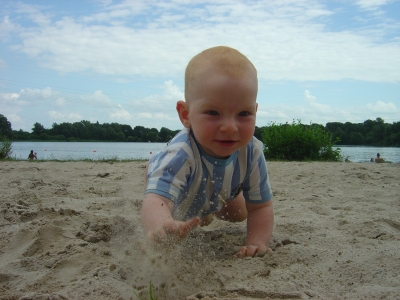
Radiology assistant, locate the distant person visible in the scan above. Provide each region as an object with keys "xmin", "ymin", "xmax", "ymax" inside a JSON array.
[
  {"xmin": 28, "ymin": 150, "xmax": 37, "ymax": 160},
  {"xmin": 141, "ymin": 46, "xmax": 273, "ymax": 258},
  {"xmin": 375, "ymin": 153, "xmax": 384, "ymax": 163}
]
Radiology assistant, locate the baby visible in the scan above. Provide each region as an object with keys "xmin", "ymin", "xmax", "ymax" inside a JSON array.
[{"xmin": 141, "ymin": 46, "xmax": 274, "ymax": 258}]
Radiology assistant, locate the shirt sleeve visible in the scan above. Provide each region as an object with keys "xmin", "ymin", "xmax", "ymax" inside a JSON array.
[
  {"xmin": 243, "ymin": 138, "xmax": 273, "ymax": 203},
  {"xmin": 145, "ymin": 144, "xmax": 192, "ymax": 203}
]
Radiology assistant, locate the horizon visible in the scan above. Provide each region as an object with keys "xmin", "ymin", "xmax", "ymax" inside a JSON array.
[
  {"xmin": 1, "ymin": 0, "xmax": 399, "ymax": 132},
  {"xmin": 7, "ymin": 115, "xmax": 397, "ymax": 134}
]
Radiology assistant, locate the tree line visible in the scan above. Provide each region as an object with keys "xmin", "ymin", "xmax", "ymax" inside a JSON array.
[{"xmin": 1, "ymin": 114, "xmax": 399, "ymax": 146}]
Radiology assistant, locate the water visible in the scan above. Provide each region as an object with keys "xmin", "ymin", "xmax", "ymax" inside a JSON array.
[
  {"xmin": 7, "ymin": 142, "xmax": 399, "ymax": 163},
  {"xmin": 335, "ymin": 146, "xmax": 399, "ymax": 163},
  {"xmin": 10, "ymin": 142, "xmax": 166, "ymax": 161}
]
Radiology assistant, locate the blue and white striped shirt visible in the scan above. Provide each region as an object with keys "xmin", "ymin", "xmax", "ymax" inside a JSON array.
[{"xmin": 145, "ymin": 128, "xmax": 272, "ymax": 221}]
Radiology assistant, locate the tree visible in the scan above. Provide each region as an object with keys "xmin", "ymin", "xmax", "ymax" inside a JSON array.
[
  {"xmin": 349, "ymin": 132, "xmax": 364, "ymax": 145},
  {"xmin": 159, "ymin": 127, "xmax": 174, "ymax": 142},
  {"xmin": 132, "ymin": 126, "xmax": 146, "ymax": 142},
  {"xmin": 32, "ymin": 122, "xmax": 46, "ymax": 136},
  {"xmin": 0, "ymin": 114, "xmax": 12, "ymax": 138},
  {"xmin": 262, "ymin": 119, "xmax": 341, "ymax": 161}
]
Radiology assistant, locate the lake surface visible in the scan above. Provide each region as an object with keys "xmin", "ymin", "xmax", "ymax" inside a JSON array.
[
  {"xmin": 8, "ymin": 142, "xmax": 400, "ymax": 163},
  {"xmin": 10, "ymin": 142, "xmax": 166, "ymax": 161},
  {"xmin": 334, "ymin": 145, "xmax": 399, "ymax": 163}
]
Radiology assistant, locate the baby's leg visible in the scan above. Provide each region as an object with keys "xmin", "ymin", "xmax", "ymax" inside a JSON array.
[{"xmin": 215, "ymin": 192, "xmax": 247, "ymax": 222}]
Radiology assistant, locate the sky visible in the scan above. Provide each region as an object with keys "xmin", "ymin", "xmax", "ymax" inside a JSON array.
[{"xmin": 0, "ymin": 0, "xmax": 399, "ymax": 132}]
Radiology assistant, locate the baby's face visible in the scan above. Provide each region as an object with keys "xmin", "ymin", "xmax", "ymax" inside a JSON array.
[{"xmin": 185, "ymin": 67, "xmax": 258, "ymax": 159}]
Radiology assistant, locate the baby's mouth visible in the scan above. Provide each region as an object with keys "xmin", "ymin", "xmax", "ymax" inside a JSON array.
[{"xmin": 216, "ymin": 140, "xmax": 237, "ymax": 147}]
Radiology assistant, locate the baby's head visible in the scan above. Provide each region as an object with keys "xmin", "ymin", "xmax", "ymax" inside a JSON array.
[
  {"xmin": 184, "ymin": 46, "xmax": 257, "ymax": 104},
  {"xmin": 178, "ymin": 46, "xmax": 258, "ymax": 158}
]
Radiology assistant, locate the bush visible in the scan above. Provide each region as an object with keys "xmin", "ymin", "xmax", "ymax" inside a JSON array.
[
  {"xmin": 262, "ymin": 120, "xmax": 342, "ymax": 161},
  {"xmin": 0, "ymin": 136, "xmax": 13, "ymax": 159}
]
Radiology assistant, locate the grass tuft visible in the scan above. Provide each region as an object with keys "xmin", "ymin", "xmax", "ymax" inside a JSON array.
[{"xmin": 133, "ymin": 281, "xmax": 157, "ymax": 300}]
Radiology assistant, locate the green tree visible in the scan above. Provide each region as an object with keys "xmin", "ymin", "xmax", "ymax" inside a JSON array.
[
  {"xmin": 0, "ymin": 114, "xmax": 12, "ymax": 138},
  {"xmin": 262, "ymin": 119, "xmax": 341, "ymax": 161},
  {"xmin": 349, "ymin": 132, "xmax": 364, "ymax": 145},
  {"xmin": 32, "ymin": 122, "xmax": 46, "ymax": 136},
  {"xmin": 254, "ymin": 126, "xmax": 263, "ymax": 141},
  {"xmin": 159, "ymin": 127, "xmax": 174, "ymax": 142}
]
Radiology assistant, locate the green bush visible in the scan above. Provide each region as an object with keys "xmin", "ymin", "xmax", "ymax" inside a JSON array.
[
  {"xmin": 0, "ymin": 136, "xmax": 13, "ymax": 159},
  {"xmin": 262, "ymin": 120, "xmax": 342, "ymax": 161}
]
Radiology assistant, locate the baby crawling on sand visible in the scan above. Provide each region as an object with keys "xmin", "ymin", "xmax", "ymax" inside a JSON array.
[{"xmin": 141, "ymin": 46, "xmax": 274, "ymax": 258}]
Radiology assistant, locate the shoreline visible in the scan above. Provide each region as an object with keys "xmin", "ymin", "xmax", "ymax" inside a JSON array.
[{"xmin": 0, "ymin": 161, "xmax": 399, "ymax": 299}]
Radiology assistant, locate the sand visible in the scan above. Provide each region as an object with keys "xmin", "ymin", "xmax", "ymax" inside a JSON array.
[{"xmin": 0, "ymin": 161, "xmax": 399, "ymax": 300}]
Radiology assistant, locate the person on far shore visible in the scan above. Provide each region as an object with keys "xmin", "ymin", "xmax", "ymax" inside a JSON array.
[
  {"xmin": 374, "ymin": 153, "xmax": 384, "ymax": 163},
  {"xmin": 28, "ymin": 150, "xmax": 37, "ymax": 160},
  {"xmin": 141, "ymin": 46, "xmax": 274, "ymax": 259}
]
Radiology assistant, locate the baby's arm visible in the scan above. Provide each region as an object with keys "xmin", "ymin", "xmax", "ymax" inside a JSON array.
[
  {"xmin": 236, "ymin": 199, "xmax": 274, "ymax": 258},
  {"xmin": 141, "ymin": 193, "xmax": 200, "ymax": 244}
]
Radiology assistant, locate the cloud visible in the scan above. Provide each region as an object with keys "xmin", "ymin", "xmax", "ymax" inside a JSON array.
[
  {"xmin": 110, "ymin": 108, "xmax": 131, "ymax": 121},
  {"xmin": 56, "ymin": 97, "xmax": 66, "ymax": 106},
  {"xmin": 19, "ymin": 87, "xmax": 56, "ymax": 99},
  {"xmin": 110, "ymin": 80, "xmax": 183, "ymax": 125},
  {"xmin": 48, "ymin": 110, "xmax": 83, "ymax": 122},
  {"xmin": 366, "ymin": 100, "xmax": 398, "ymax": 112},
  {"xmin": 5, "ymin": 1, "xmax": 400, "ymax": 82},
  {"xmin": 14, "ymin": 2, "xmax": 51, "ymax": 26},
  {"xmin": 0, "ymin": 16, "xmax": 18, "ymax": 38},
  {"xmin": 304, "ymin": 90, "xmax": 331, "ymax": 113},
  {"xmin": 7, "ymin": 113, "xmax": 22, "ymax": 125},
  {"xmin": 80, "ymin": 90, "xmax": 115, "ymax": 107},
  {"xmin": 355, "ymin": 0, "xmax": 394, "ymax": 10}
]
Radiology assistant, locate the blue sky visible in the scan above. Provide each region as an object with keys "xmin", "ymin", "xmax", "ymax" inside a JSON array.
[{"xmin": 0, "ymin": 0, "xmax": 399, "ymax": 132}]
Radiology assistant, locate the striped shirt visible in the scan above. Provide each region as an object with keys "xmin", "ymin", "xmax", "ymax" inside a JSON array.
[{"xmin": 145, "ymin": 128, "xmax": 272, "ymax": 221}]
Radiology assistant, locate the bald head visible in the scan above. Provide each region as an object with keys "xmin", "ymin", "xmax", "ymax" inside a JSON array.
[{"xmin": 185, "ymin": 46, "xmax": 257, "ymax": 103}]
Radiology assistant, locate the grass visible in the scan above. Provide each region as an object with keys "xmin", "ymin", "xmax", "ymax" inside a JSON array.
[
  {"xmin": 133, "ymin": 281, "xmax": 157, "ymax": 300},
  {"xmin": 0, "ymin": 136, "xmax": 12, "ymax": 159}
]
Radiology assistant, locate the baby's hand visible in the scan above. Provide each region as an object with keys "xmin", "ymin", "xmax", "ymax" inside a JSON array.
[
  {"xmin": 234, "ymin": 244, "xmax": 272, "ymax": 258},
  {"xmin": 147, "ymin": 217, "xmax": 200, "ymax": 247}
]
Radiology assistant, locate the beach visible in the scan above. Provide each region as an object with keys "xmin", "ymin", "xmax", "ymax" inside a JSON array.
[{"xmin": 0, "ymin": 161, "xmax": 399, "ymax": 300}]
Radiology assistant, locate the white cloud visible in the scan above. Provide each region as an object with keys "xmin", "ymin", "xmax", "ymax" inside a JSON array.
[
  {"xmin": 48, "ymin": 110, "xmax": 82, "ymax": 122},
  {"xmin": 80, "ymin": 90, "xmax": 115, "ymax": 107},
  {"xmin": 19, "ymin": 87, "xmax": 57, "ymax": 99},
  {"xmin": 5, "ymin": 1, "xmax": 400, "ymax": 82},
  {"xmin": 355, "ymin": 0, "xmax": 394, "ymax": 10},
  {"xmin": 304, "ymin": 90, "xmax": 331, "ymax": 113},
  {"xmin": 14, "ymin": 2, "xmax": 51, "ymax": 26},
  {"xmin": 110, "ymin": 80, "xmax": 183, "ymax": 124},
  {"xmin": 366, "ymin": 100, "xmax": 398, "ymax": 112},
  {"xmin": 7, "ymin": 113, "xmax": 22, "ymax": 125},
  {"xmin": 0, "ymin": 91, "xmax": 29, "ymax": 110},
  {"xmin": 110, "ymin": 108, "xmax": 131, "ymax": 121},
  {"xmin": 0, "ymin": 16, "xmax": 18, "ymax": 38},
  {"xmin": 56, "ymin": 97, "xmax": 66, "ymax": 106}
]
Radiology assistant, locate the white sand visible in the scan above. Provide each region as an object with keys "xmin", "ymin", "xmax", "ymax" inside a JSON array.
[{"xmin": 0, "ymin": 161, "xmax": 399, "ymax": 299}]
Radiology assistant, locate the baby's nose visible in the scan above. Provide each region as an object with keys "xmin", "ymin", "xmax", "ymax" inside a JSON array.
[{"xmin": 220, "ymin": 118, "xmax": 237, "ymax": 132}]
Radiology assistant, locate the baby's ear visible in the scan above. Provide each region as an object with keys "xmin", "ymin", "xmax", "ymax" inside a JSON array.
[{"xmin": 176, "ymin": 100, "xmax": 191, "ymax": 128}]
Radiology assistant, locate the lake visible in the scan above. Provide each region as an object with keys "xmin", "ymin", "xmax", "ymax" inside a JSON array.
[
  {"xmin": 10, "ymin": 142, "xmax": 166, "ymax": 161},
  {"xmin": 7, "ymin": 142, "xmax": 400, "ymax": 163},
  {"xmin": 334, "ymin": 145, "xmax": 399, "ymax": 163}
]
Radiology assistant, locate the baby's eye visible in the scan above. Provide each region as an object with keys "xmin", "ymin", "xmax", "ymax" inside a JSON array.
[
  {"xmin": 238, "ymin": 111, "xmax": 250, "ymax": 116},
  {"xmin": 207, "ymin": 110, "xmax": 219, "ymax": 116}
]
